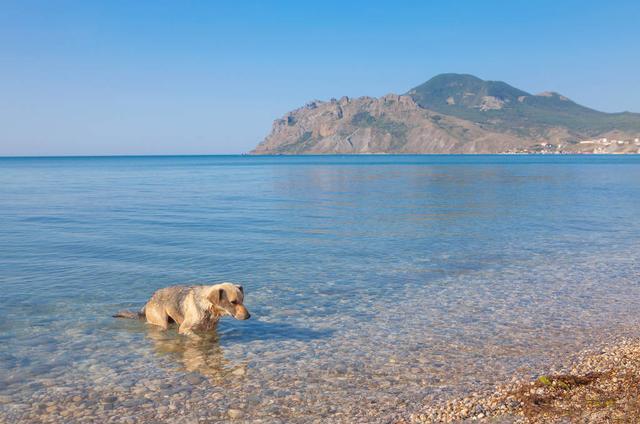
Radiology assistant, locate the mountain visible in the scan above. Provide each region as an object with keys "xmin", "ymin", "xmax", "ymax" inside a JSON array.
[
  {"xmin": 251, "ymin": 74, "xmax": 640, "ymax": 154},
  {"xmin": 408, "ymin": 74, "xmax": 640, "ymax": 135}
]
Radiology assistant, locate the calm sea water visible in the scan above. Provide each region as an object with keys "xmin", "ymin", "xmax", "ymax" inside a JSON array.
[{"xmin": 1, "ymin": 155, "xmax": 640, "ymax": 423}]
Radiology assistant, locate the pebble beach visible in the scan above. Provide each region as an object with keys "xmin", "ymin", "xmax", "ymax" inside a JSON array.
[
  {"xmin": 407, "ymin": 337, "xmax": 640, "ymax": 423},
  {"xmin": 2, "ymin": 336, "xmax": 640, "ymax": 423}
]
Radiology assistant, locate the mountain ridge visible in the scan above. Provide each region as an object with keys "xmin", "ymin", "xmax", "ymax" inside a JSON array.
[{"xmin": 251, "ymin": 74, "xmax": 640, "ymax": 154}]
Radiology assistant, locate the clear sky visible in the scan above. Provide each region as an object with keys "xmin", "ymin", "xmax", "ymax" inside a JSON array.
[{"xmin": 1, "ymin": 1, "xmax": 639, "ymax": 156}]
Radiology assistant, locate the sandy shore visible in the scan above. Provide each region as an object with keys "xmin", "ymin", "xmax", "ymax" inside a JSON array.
[{"xmin": 402, "ymin": 337, "xmax": 640, "ymax": 423}]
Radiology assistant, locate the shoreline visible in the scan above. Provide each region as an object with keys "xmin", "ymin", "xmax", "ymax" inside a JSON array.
[
  {"xmin": 4, "ymin": 334, "xmax": 639, "ymax": 423},
  {"xmin": 404, "ymin": 337, "xmax": 640, "ymax": 423}
]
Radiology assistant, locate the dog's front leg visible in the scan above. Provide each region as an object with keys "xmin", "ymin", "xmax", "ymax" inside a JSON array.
[
  {"xmin": 178, "ymin": 294, "xmax": 204, "ymax": 338},
  {"xmin": 178, "ymin": 322, "xmax": 200, "ymax": 338}
]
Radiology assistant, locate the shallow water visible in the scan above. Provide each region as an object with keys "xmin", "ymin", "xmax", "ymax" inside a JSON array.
[{"xmin": 1, "ymin": 155, "xmax": 640, "ymax": 423}]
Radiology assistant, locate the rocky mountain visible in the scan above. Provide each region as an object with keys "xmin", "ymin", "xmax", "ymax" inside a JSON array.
[{"xmin": 251, "ymin": 74, "xmax": 640, "ymax": 154}]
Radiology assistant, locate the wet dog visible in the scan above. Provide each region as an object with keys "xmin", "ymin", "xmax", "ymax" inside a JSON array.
[{"xmin": 114, "ymin": 283, "xmax": 250, "ymax": 336}]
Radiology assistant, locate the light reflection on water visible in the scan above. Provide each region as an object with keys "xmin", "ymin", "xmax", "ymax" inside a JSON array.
[{"xmin": 1, "ymin": 155, "xmax": 640, "ymax": 422}]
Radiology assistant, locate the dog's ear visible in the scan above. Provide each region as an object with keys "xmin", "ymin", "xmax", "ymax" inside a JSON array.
[
  {"xmin": 208, "ymin": 287, "xmax": 225, "ymax": 304},
  {"xmin": 237, "ymin": 285, "xmax": 244, "ymax": 294}
]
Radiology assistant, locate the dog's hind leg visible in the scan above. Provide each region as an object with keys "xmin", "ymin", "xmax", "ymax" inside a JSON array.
[
  {"xmin": 165, "ymin": 306, "xmax": 184, "ymax": 326},
  {"xmin": 144, "ymin": 304, "xmax": 169, "ymax": 330}
]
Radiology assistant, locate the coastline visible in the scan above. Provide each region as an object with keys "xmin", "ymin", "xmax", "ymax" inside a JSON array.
[{"xmin": 403, "ymin": 337, "xmax": 640, "ymax": 423}]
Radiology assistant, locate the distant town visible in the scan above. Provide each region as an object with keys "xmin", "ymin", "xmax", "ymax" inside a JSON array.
[{"xmin": 503, "ymin": 137, "xmax": 640, "ymax": 154}]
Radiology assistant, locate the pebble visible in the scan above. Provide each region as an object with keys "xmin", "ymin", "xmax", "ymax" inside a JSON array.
[
  {"xmin": 132, "ymin": 387, "xmax": 146, "ymax": 395},
  {"xmin": 231, "ymin": 367, "xmax": 246, "ymax": 377},
  {"xmin": 227, "ymin": 409, "xmax": 244, "ymax": 419},
  {"xmin": 185, "ymin": 374, "xmax": 204, "ymax": 385}
]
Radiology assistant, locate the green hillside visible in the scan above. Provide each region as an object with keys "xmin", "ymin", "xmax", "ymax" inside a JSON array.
[{"xmin": 407, "ymin": 74, "xmax": 640, "ymax": 136}]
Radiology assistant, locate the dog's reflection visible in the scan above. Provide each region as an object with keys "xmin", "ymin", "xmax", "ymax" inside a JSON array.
[{"xmin": 146, "ymin": 327, "xmax": 243, "ymax": 381}]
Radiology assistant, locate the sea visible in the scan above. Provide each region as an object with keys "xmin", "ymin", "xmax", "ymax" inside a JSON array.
[{"xmin": 1, "ymin": 155, "xmax": 640, "ymax": 423}]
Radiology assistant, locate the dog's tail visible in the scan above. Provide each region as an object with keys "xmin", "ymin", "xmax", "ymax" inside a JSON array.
[{"xmin": 113, "ymin": 307, "xmax": 145, "ymax": 319}]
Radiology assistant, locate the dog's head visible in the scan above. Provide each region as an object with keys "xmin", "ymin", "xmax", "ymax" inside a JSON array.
[{"xmin": 207, "ymin": 283, "xmax": 250, "ymax": 320}]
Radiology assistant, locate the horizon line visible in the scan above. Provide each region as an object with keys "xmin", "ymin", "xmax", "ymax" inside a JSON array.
[{"xmin": 2, "ymin": 153, "xmax": 640, "ymax": 159}]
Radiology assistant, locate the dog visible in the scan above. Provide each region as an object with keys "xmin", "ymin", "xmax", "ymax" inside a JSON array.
[{"xmin": 114, "ymin": 282, "xmax": 250, "ymax": 336}]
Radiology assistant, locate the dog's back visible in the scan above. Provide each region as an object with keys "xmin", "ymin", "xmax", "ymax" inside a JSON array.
[{"xmin": 113, "ymin": 286, "xmax": 190, "ymax": 319}]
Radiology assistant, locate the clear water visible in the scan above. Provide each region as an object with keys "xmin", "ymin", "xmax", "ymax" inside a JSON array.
[{"xmin": 1, "ymin": 155, "xmax": 640, "ymax": 423}]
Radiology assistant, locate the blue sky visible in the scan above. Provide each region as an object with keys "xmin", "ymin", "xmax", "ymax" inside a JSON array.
[{"xmin": 1, "ymin": 1, "xmax": 639, "ymax": 155}]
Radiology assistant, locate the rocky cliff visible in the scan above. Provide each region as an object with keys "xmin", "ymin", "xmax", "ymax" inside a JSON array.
[{"xmin": 251, "ymin": 74, "xmax": 640, "ymax": 154}]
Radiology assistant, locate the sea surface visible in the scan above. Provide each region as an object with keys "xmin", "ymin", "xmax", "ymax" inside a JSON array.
[{"xmin": 1, "ymin": 155, "xmax": 640, "ymax": 423}]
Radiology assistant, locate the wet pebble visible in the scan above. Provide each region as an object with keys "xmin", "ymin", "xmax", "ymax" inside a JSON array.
[
  {"xmin": 185, "ymin": 374, "xmax": 204, "ymax": 385},
  {"xmin": 121, "ymin": 398, "xmax": 145, "ymax": 408},
  {"xmin": 132, "ymin": 387, "xmax": 146, "ymax": 395},
  {"xmin": 227, "ymin": 408, "xmax": 244, "ymax": 419},
  {"xmin": 334, "ymin": 365, "xmax": 348, "ymax": 375},
  {"xmin": 100, "ymin": 396, "xmax": 117, "ymax": 404},
  {"xmin": 231, "ymin": 367, "xmax": 246, "ymax": 377}
]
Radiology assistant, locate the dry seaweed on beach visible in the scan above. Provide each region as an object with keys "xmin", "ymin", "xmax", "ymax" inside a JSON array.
[{"xmin": 406, "ymin": 338, "xmax": 640, "ymax": 423}]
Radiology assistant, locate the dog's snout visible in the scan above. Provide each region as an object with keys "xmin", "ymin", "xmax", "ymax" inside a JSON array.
[{"xmin": 234, "ymin": 305, "xmax": 251, "ymax": 320}]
